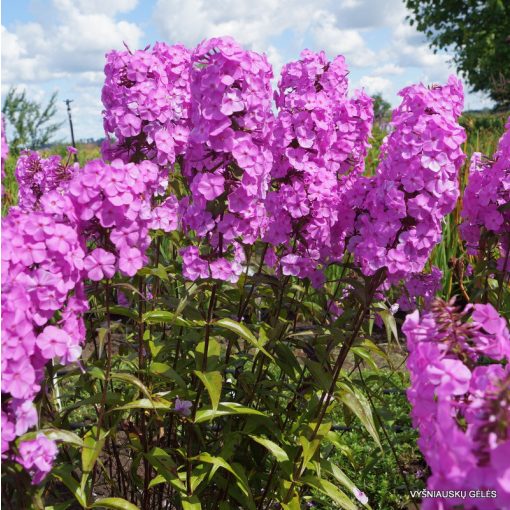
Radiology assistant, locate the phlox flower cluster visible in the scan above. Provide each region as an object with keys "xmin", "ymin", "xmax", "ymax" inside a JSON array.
[
  {"xmin": 16, "ymin": 434, "xmax": 58, "ymax": 485},
  {"xmin": 102, "ymin": 42, "xmax": 191, "ymax": 191},
  {"xmin": 348, "ymin": 77, "xmax": 466, "ymax": 281},
  {"xmin": 403, "ymin": 299, "xmax": 510, "ymax": 509},
  {"xmin": 68, "ymin": 158, "xmax": 162, "ymax": 278},
  {"xmin": 1, "ymin": 201, "xmax": 88, "ymax": 481},
  {"xmin": 100, "ymin": 37, "xmax": 467, "ymax": 288},
  {"xmin": 180, "ymin": 37, "xmax": 274, "ymax": 282},
  {"xmin": 15, "ymin": 150, "xmax": 78, "ymax": 210},
  {"xmin": 265, "ymin": 50, "xmax": 373, "ymax": 285},
  {"xmin": 461, "ymin": 117, "xmax": 510, "ymax": 273},
  {"xmin": 397, "ymin": 266, "xmax": 443, "ymax": 311}
]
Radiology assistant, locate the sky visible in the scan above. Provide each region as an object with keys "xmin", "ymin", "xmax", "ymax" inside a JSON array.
[{"xmin": 1, "ymin": 0, "xmax": 493, "ymax": 142}]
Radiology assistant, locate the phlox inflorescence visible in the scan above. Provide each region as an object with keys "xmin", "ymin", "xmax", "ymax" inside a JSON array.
[{"xmin": 403, "ymin": 299, "xmax": 510, "ymax": 509}]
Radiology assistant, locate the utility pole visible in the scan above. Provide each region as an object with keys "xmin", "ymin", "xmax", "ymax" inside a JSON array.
[{"xmin": 64, "ymin": 99, "xmax": 78, "ymax": 162}]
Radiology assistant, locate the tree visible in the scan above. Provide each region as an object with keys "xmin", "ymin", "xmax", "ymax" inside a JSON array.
[
  {"xmin": 405, "ymin": 0, "xmax": 510, "ymax": 110},
  {"xmin": 2, "ymin": 88, "xmax": 63, "ymax": 153},
  {"xmin": 372, "ymin": 94, "xmax": 391, "ymax": 123}
]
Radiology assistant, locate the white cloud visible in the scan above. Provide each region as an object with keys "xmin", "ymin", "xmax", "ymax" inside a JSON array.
[
  {"xmin": 358, "ymin": 75, "xmax": 392, "ymax": 96},
  {"xmin": 2, "ymin": 0, "xmax": 143, "ymax": 139},
  {"xmin": 73, "ymin": 0, "xmax": 139, "ymax": 15},
  {"xmin": 327, "ymin": 0, "xmax": 407, "ymax": 29},
  {"xmin": 153, "ymin": 0, "xmax": 314, "ymax": 49},
  {"xmin": 310, "ymin": 12, "xmax": 376, "ymax": 67},
  {"xmin": 2, "ymin": 0, "xmax": 142, "ymax": 83},
  {"xmin": 372, "ymin": 63, "xmax": 404, "ymax": 76}
]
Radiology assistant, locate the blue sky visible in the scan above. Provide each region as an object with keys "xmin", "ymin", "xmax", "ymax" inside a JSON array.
[{"xmin": 2, "ymin": 0, "xmax": 493, "ymax": 142}]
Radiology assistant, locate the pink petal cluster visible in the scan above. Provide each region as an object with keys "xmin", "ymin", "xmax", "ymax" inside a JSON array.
[
  {"xmin": 348, "ymin": 77, "xmax": 466, "ymax": 281},
  {"xmin": 68, "ymin": 158, "xmax": 161, "ymax": 277},
  {"xmin": 265, "ymin": 50, "xmax": 373, "ymax": 285},
  {"xmin": 398, "ymin": 266, "xmax": 443, "ymax": 311},
  {"xmin": 1, "ymin": 203, "xmax": 88, "ymax": 477},
  {"xmin": 403, "ymin": 299, "xmax": 510, "ymax": 509},
  {"xmin": 102, "ymin": 42, "xmax": 191, "ymax": 191},
  {"xmin": 180, "ymin": 37, "xmax": 274, "ymax": 281},
  {"xmin": 16, "ymin": 434, "xmax": 58, "ymax": 485},
  {"xmin": 461, "ymin": 117, "xmax": 510, "ymax": 273},
  {"xmin": 15, "ymin": 151, "xmax": 78, "ymax": 210}
]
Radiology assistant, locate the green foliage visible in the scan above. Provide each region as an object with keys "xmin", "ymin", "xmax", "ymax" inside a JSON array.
[
  {"xmin": 2, "ymin": 220, "xmax": 419, "ymax": 509},
  {"xmin": 2, "ymin": 87, "xmax": 63, "ymax": 153},
  {"xmin": 312, "ymin": 372, "xmax": 426, "ymax": 510},
  {"xmin": 404, "ymin": 0, "xmax": 510, "ymax": 109}
]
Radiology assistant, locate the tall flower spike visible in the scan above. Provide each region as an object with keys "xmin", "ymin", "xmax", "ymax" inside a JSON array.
[
  {"xmin": 180, "ymin": 36, "xmax": 275, "ymax": 282},
  {"xmin": 1, "ymin": 201, "xmax": 87, "ymax": 473},
  {"xmin": 266, "ymin": 50, "xmax": 374, "ymax": 286},
  {"xmin": 348, "ymin": 77, "xmax": 466, "ymax": 282},
  {"xmin": 403, "ymin": 300, "xmax": 510, "ymax": 509},
  {"xmin": 102, "ymin": 42, "xmax": 192, "ymax": 192},
  {"xmin": 461, "ymin": 117, "xmax": 510, "ymax": 274}
]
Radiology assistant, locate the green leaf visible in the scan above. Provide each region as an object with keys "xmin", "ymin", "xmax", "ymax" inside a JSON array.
[
  {"xmin": 248, "ymin": 435, "xmax": 288, "ymax": 462},
  {"xmin": 215, "ymin": 318, "xmax": 274, "ymax": 360},
  {"xmin": 321, "ymin": 460, "xmax": 359, "ymax": 496},
  {"xmin": 151, "ymin": 263, "xmax": 169, "ymax": 282},
  {"xmin": 144, "ymin": 447, "xmax": 186, "ymax": 492},
  {"xmin": 302, "ymin": 475, "xmax": 357, "ymax": 510},
  {"xmin": 44, "ymin": 428, "xmax": 84, "ymax": 447},
  {"xmin": 336, "ymin": 383, "xmax": 382, "ymax": 449},
  {"xmin": 19, "ymin": 428, "xmax": 83, "ymax": 448},
  {"xmin": 195, "ymin": 338, "xmax": 221, "ymax": 371},
  {"xmin": 181, "ymin": 495, "xmax": 202, "ymax": 510},
  {"xmin": 97, "ymin": 327, "xmax": 108, "ymax": 359},
  {"xmin": 52, "ymin": 466, "xmax": 87, "ymax": 508},
  {"xmin": 90, "ymin": 497, "xmax": 140, "ymax": 510},
  {"xmin": 112, "ymin": 397, "xmax": 172, "ymax": 412},
  {"xmin": 273, "ymin": 342, "xmax": 301, "ymax": 381},
  {"xmin": 360, "ymin": 338, "xmax": 389, "ymax": 362},
  {"xmin": 195, "ymin": 453, "xmax": 249, "ymax": 497},
  {"xmin": 148, "ymin": 474, "xmax": 165, "ymax": 489},
  {"xmin": 303, "ymin": 359, "xmax": 332, "ymax": 392},
  {"xmin": 149, "ymin": 362, "xmax": 186, "ymax": 389},
  {"xmin": 82, "ymin": 428, "xmax": 106, "ymax": 483},
  {"xmin": 62, "ymin": 392, "xmax": 122, "ymax": 414},
  {"xmin": 298, "ymin": 436, "xmax": 321, "ymax": 474},
  {"xmin": 189, "ymin": 464, "xmax": 210, "ymax": 493},
  {"xmin": 377, "ymin": 309, "xmax": 399, "ymax": 345},
  {"xmin": 194, "ymin": 402, "xmax": 266, "ymax": 424},
  {"xmin": 350, "ymin": 347, "xmax": 379, "ymax": 371},
  {"xmin": 194, "ymin": 370, "xmax": 222, "ymax": 411},
  {"xmin": 280, "ymin": 480, "xmax": 301, "ymax": 510},
  {"xmin": 44, "ymin": 503, "xmax": 74, "ymax": 510},
  {"xmin": 104, "ymin": 306, "xmax": 138, "ymax": 321},
  {"xmin": 143, "ymin": 310, "xmax": 205, "ymax": 328}
]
